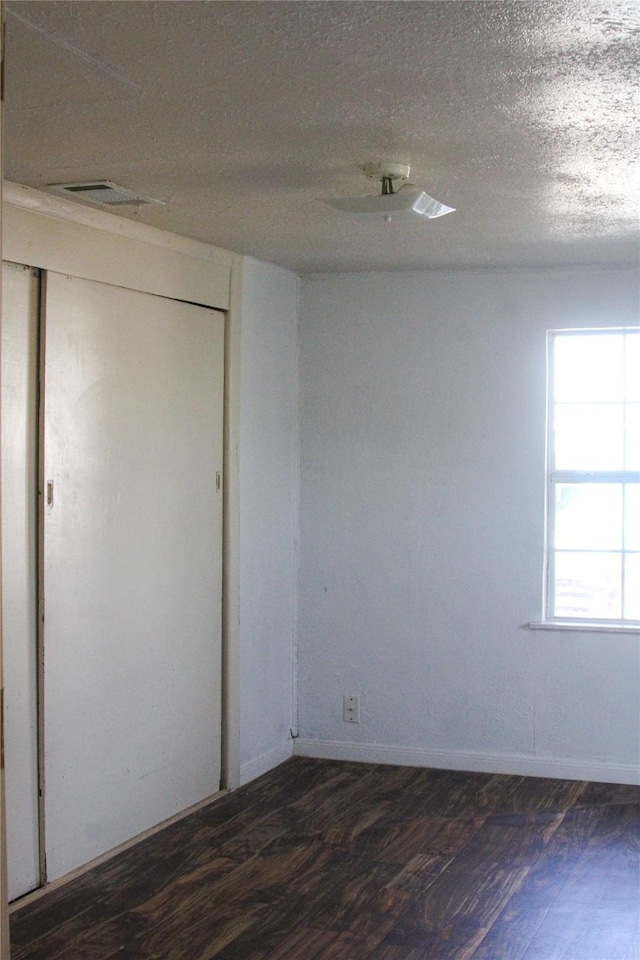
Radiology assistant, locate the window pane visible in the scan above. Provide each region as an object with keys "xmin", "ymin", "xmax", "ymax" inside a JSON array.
[
  {"xmin": 554, "ymin": 484, "xmax": 622, "ymax": 551},
  {"xmin": 625, "ymin": 333, "xmax": 640, "ymax": 402},
  {"xmin": 626, "ymin": 403, "xmax": 640, "ymax": 470},
  {"xmin": 554, "ymin": 404, "xmax": 624, "ymax": 470},
  {"xmin": 554, "ymin": 334, "xmax": 624, "ymax": 402},
  {"xmin": 625, "ymin": 485, "xmax": 640, "ymax": 551},
  {"xmin": 553, "ymin": 551, "xmax": 622, "ymax": 620},
  {"xmin": 623, "ymin": 554, "xmax": 640, "ymax": 620},
  {"xmin": 548, "ymin": 330, "xmax": 640, "ymax": 623}
]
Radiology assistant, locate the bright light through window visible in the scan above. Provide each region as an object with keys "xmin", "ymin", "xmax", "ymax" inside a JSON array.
[{"xmin": 547, "ymin": 329, "xmax": 640, "ymax": 624}]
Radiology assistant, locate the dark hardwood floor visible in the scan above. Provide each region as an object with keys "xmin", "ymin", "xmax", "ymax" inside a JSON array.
[{"xmin": 9, "ymin": 757, "xmax": 640, "ymax": 959}]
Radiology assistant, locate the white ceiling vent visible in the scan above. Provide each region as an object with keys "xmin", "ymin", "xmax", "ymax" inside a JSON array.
[{"xmin": 47, "ymin": 181, "xmax": 164, "ymax": 207}]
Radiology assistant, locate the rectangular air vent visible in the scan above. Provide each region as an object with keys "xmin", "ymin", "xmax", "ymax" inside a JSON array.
[{"xmin": 47, "ymin": 181, "xmax": 164, "ymax": 207}]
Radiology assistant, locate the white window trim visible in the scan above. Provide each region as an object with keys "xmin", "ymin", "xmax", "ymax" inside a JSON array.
[{"xmin": 530, "ymin": 620, "xmax": 640, "ymax": 634}]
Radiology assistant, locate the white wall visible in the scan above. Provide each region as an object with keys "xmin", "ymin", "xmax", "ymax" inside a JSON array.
[
  {"xmin": 297, "ymin": 265, "xmax": 640, "ymax": 783},
  {"xmin": 239, "ymin": 258, "xmax": 299, "ymax": 781}
]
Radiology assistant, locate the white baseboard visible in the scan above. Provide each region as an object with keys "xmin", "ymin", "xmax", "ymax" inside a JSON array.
[
  {"xmin": 240, "ymin": 740, "xmax": 294, "ymax": 786},
  {"xmin": 293, "ymin": 738, "xmax": 640, "ymax": 785}
]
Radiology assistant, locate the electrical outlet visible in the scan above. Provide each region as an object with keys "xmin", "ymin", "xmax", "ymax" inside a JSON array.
[{"xmin": 343, "ymin": 695, "xmax": 360, "ymax": 723}]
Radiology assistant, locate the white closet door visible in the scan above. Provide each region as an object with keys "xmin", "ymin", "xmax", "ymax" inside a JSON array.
[
  {"xmin": 42, "ymin": 272, "xmax": 224, "ymax": 881},
  {"xmin": 1, "ymin": 262, "xmax": 41, "ymax": 900}
]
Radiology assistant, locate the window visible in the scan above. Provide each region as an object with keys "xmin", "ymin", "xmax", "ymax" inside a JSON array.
[{"xmin": 545, "ymin": 328, "xmax": 640, "ymax": 627}]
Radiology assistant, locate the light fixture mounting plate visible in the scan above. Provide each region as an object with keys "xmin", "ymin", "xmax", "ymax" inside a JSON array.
[{"xmin": 363, "ymin": 161, "xmax": 410, "ymax": 183}]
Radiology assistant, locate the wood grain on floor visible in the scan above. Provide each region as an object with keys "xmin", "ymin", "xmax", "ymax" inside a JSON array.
[{"xmin": 9, "ymin": 758, "xmax": 640, "ymax": 960}]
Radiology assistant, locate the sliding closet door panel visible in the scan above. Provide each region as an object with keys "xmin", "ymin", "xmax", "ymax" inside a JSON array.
[
  {"xmin": 1, "ymin": 262, "xmax": 41, "ymax": 900},
  {"xmin": 43, "ymin": 273, "xmax": 224, "ymax": 881}
]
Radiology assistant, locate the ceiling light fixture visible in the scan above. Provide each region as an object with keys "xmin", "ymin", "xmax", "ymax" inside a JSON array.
[{"xmin": 322, "ymin": 162, "xmax": 454, "ymax": 223}]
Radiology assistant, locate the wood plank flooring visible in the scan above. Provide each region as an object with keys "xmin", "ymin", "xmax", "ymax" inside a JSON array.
[{"xmin": 9, "ymin": 757, "xmax": 640, "ymax": 960}]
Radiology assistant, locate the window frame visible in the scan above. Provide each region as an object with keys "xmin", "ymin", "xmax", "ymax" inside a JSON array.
[{"xmin": 541, "ymin": 327, "xmax": 640, "ymax": 631}]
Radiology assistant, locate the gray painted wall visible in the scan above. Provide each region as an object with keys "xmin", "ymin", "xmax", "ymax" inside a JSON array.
[
  {"xmin": 239, "ymin": 257, "xmax": 299, "ymax": 778},
  {"xmin": 297, "ymin": 266, "xmax": 639, "ymax": 781}
]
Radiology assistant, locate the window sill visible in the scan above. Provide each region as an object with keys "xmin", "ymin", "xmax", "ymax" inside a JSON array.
[{"xmin": 530, "ymin": 620, "xmax": 640, "ymax": 635}]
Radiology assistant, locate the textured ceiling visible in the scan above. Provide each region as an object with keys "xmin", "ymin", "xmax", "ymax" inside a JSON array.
[{"xmin": 4, "ymin": 0, "xmax": 640, "ymax": 274}]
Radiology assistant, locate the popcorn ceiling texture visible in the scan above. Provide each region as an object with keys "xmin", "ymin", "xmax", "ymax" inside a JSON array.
[{"xmin": 4, "ymin": 0, "xmax": 639, "ymax": 273}]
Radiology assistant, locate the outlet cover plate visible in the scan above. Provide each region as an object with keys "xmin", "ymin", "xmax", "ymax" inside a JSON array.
[{"xmin": 343, "ymin": 695, "xmax": 360, "ymax": 723}]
